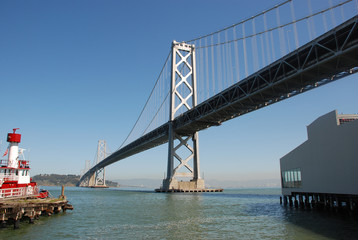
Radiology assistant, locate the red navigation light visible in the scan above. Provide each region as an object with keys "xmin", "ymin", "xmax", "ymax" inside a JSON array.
[{"xmin": 7, "ymin": 128, "xmax": 21, "ymax": 143}]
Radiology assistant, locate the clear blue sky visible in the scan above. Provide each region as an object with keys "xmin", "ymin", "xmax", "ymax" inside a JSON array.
[{"xmin": 1, "ymin": 0, "xmax": 357, "ymax": 184}]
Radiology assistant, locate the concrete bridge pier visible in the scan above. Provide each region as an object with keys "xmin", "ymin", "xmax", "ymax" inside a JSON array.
[
  {"xmin": 162, "ymin": 178, "xmax": 205, "ymax": 192},
  {"xmin": 161, "ymin": 124, "xmax": 205, "ymax": 192}
]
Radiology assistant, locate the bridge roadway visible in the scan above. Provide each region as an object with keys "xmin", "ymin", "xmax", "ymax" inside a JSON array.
[{"xmin": 80, "ymin": 15, "xmax": 358, "ymax": 183}]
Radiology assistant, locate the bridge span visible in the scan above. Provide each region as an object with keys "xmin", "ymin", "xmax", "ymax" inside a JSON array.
[{"xmin": 79, "ymin": 1, "xmax": 358, "ymax": 190}]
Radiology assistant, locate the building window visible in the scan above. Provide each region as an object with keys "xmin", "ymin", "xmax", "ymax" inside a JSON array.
[
  {"xmin": 339, "ymin": 118, "xmax": 357, "ymax": 125},
  {"xmin": 282, "ymin": 168, "xmax": 302, "ymax": 188}
]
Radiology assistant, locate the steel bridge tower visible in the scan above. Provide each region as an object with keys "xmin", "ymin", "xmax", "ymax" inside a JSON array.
[
  {"xmin": 161, "ymin": 41, "xmax": 205, "ymax": 191},
  {"xmin": 80, "ymin": 140, "xmax": 108, "ymax": 188}
]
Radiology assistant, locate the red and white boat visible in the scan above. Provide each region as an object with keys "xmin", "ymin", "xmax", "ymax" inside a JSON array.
[{"xmin": 0, "ymin": 129, "xmax": 46, "ymax": 199}]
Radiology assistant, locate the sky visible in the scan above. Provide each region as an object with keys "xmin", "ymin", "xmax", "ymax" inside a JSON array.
[{"xmin": 0, "ymin": 0, "xmax": 357, "ymax": 186}]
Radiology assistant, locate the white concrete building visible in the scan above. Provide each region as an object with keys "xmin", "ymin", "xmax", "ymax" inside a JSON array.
[{"xmin": 280, "ymin": 110, "xmax": 358, "ymax": 198}]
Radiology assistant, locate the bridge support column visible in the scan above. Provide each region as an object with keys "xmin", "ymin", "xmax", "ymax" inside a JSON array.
[
  {"xmin": 94, "ymin": 167, "xmax": 107, "ymax": 188},
  {"xmin": 162, "ymin": 130, "xmax": 204, "ymax": 191},
  {"xmin": 89, "ymin": 172, "xmax": 96, "ymax": 186},
  {"xmin": 160, "ymin": 41, "xmax": 205, "ymax": 192}
]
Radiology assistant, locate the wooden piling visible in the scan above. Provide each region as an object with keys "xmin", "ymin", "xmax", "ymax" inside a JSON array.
[
  {"xmin": 294, "ymin": 195, "xmax": 299, "ymax": 208},
  {"xmin": 283, "ymin": 192, "xmax": 358, "ymax": 214},
  {"xmin": 299, "ymin": 194, "xmax": 304, "ymax": 209},
  {"xmin": 288, "ymin": 196, "xmax": 293, "ymax": 207},
  {"xmin": 14, "ymin": 219, "xmax": 20, "ymax": 229},
  {"xmin": 305, "ymin": 194, "xmax": 310, "ymax": 209},
  {"xmin": 283, "ymin": 196, "xmax": 288, "ymax": 206},
  {"xmin": 59, "ymin": 185, "xmax": 66, "ymax": 199}
]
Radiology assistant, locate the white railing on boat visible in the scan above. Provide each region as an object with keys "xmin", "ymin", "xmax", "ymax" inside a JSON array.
[
  {"xmin": 0, "ymin": 159, "xmax": 10, "ymax": 167},
  {"xmin": 0, "ymin": 159, "xmax": 30, "ymax": 168},
  {"xmin": 0, "ymin": 186, "xmax": 39, "ymax": 199}
]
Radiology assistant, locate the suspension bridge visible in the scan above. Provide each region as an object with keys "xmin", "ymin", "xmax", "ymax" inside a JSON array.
[{"xmin": 78, "ymin": 0, "xmax": 358, "ymax": 191}]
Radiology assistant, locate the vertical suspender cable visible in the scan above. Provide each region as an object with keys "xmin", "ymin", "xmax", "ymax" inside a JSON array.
[
  {"xmin": 227, "ymin": 33, "xmax": 234, "ymax": 86},
  {"xmin": 222, "ymin": 32, "xmax": 227, "ymax": 90},
  {"xmin": 340, "ymin": 3, "xmax": 345, "ymax": 22},
  {"xmin": 233, "ymin": 26, "xmax": 240, "ymax": 82},
  {"xmin": 263, "ymin": 13, "xmax": 272, "ymax": 65},
  {"xmin": 269, "ymin": 19, "xmax": 276, "ymax": 62},
  {"xmin": 225, "ymin": 31, "xmax": 231, "ymax": 87},
  {"xmin": 306, "ymin": 1, "xmax": 313, "ymax": 40},
  {"xmin": 252, "ymin": 18, "xmax": 259, "ymax": 72},
  {"xmin": 290, "ymin": 0, "xmax": 299, "ymax": 49},
  {"xmin": 217, "ymin": 34, "xmax": 222, "ymax": 93},
  {"xmin": 197, "ymin": 39, "xmax": 202, "ymax": 102},
  {"xmin": 242, "ymin": 22, "xmax": 248, "ymax": 78},
  {"xmin": 205, "ymin": 37, "xmax": 210, "ymax": 100},
  {"xmin": 329, "ymin": 0, "xmax": 337, "ymax": 29},
  {"xmin": 160, "ymin": 65, "xmax": 163, "ymax": 124},
  {"xmin": 153, "ymin": 76, "xmax": 156, "ymax": 132},
  {"xmin": 260, "ymin": 33, "xmax": 265, "ymax": 69},
  {"xmin": 164, "ymin": 62, "xmax": 168, "ymax": 122},
  {"xmin": 211, "ymin": 35, "xmax": 215, "ymax": 97},
  {"xmin": 308, "ymin": 0, "xmax": 317, "ymax": 40},
  {"xmin": 322, "ymin": 7, "xmax": 329, "ymax": 33},
  {"xmin": 200, "ymin": 39, "xmax": 205, "ymax": 103},
  {"xmin": 276, "ymin": 7, "xmax": 287, "ymax": 57}
]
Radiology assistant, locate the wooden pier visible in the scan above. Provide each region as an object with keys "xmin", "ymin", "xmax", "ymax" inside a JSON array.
[
  {"xmin": 0, "ymin": 196, "xmax": 73, "ymax": 229},
  {"xmin": 0, "ymin": 186, "xmax": 73, "ymax": 229}
]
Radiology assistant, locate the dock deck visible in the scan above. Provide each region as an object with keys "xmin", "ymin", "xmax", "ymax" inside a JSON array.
[{"xmin": 0, "ymin": 196, "xmax": 73, "ymax": 229}]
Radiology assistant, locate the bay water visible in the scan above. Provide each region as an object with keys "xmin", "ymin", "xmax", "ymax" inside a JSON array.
[{"xmin": 1, "ymin": 186, "xmax": 358, "ymax": 239}]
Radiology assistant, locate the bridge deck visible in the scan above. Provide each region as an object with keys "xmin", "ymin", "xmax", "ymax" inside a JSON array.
[{"xmin": 174, "ymin": 15, "xmax": 358, "ymax": 135}]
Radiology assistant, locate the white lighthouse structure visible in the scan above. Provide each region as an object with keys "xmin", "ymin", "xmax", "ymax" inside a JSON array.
[
  {"xmin": 0, "ymin": 128, "xmax": 44, "ymax": 199},
  {"xmin": 7, "ymin": 128, "xmax": 21, "ymax": 169}
]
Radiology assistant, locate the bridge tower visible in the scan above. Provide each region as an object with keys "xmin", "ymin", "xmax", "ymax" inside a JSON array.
[
  {"xmin": 161, "ymin": 41, "xmax": 205, "ymax": 191},
  {"xmin": 80, "ymin": 140, "xmax": 108, "ymax": 188},
  {"xmin": 90, "ymin": 140, "xmax": 108, "ymax": 187}
]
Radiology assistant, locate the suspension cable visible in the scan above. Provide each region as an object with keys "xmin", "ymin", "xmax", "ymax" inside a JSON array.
[
  {"xmin": 186, "ymin": 0, "xmax": 292, "ymax": 43},
  {"xmin": 117, "ymin": 51, "xmax": 171, "ymax": 150},
  {"xmin": 196, "ymin": 0, "xmax": 353, "ymax": 49}
]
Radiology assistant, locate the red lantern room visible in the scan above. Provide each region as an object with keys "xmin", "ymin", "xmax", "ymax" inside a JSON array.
[{"xmin": 7, "ymin": 128, "xmax": 21, "ymax": 143}]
